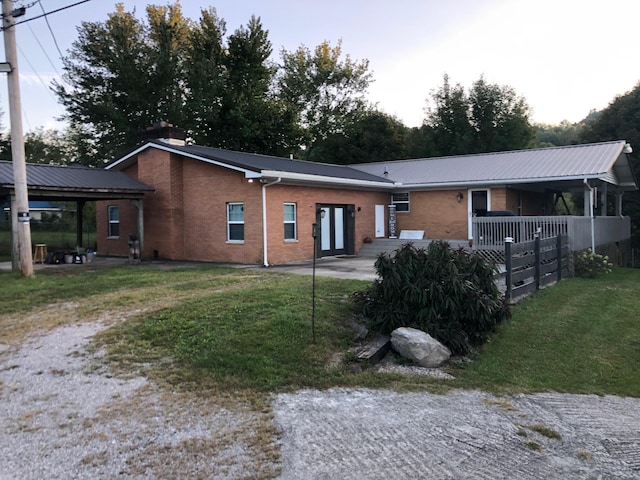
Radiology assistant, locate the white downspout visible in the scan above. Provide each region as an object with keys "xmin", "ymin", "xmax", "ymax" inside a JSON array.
[
  {"xmin": 584, "ymin": 178, "xmax": 595, "ymax": 252},
  {"xmin": 262, "ymin": 177, "xmax": 282, "ymax": 267}
]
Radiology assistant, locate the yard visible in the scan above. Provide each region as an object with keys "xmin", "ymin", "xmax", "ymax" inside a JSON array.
[
  {"xmin": 1, "ymin": 263, "xmax": 638, "ymax": 396},
  {"xmin": 1, "ymin": 263, "xmax": 639, "ymax": 477}
]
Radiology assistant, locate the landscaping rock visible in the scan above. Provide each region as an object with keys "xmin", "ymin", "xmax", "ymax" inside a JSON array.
[{"xmin": 390, "ymin": 327, "xmax": 451, "ymax": 367}]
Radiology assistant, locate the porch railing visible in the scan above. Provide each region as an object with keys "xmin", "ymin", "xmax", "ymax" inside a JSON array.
[{"xmin": 472, "ymin": 215, "xmax": 631, "ymax": 252}]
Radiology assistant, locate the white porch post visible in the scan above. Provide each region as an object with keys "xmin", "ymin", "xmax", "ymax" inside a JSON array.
[
  {"xmin": 600, "ymin": 183, "xmax": 608, "ymax": 217},
  {"xmin": 616, "ymin": 192, "xmax": 624, "ymax": 216},
  {"xmin": 583, "ymin": 187, "xmax": 590, "ymax": 217}
]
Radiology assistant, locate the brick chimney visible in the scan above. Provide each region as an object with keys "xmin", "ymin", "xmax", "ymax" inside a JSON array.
[{"xmin": 137, "ymin": 121, "xmax": 186, "ymax": 146}]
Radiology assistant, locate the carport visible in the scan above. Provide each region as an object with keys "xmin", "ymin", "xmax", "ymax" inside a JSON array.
[{"xmin": 0, "ymin": 160, "xmax": 154, "ymax": 271}]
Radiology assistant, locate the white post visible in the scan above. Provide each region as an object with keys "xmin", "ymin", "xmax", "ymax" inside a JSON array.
[{"xmin": 3, "ymin": 0, "xmax": 33, "ymax": 276}]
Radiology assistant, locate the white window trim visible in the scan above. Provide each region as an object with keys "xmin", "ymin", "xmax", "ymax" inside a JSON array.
[
  {"xmin": 284, "ymin": 202, "xmax": 297, "ymax": 241},
  {"xmin": 391, "ymin": 192, "xmax": 410, "ymax": 213},
  {"xmin": 107, "ymin": 205, "xmax": 119, "ymax": 238},
  {"xmin": 227, "ymin": 202, "xmax": 245, "ymax": 243}
]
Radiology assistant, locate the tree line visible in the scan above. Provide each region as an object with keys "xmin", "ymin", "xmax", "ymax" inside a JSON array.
[
  {"xmin": 0, "ymin": 2, "xmax": 541, "ymax": 166},
  {"xmin": 2, "ymin": 1, "xmax": 640, "ymax": 249}
]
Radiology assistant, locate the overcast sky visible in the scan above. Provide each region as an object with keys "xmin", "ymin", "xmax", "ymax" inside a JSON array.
[{"xmin": 2, "ymin": 0, "xmax": 640, "ymax": 132}]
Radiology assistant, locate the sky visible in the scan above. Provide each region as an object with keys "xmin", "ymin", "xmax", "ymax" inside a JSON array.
[{"xmin": 2, "ymin": 0, "xmax": 640, "ymax": 133}]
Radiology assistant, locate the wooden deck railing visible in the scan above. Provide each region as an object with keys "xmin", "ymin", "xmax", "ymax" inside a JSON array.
[{"xmin": 472, "ymin": 215, "xmax": 631, "ymax": 252}]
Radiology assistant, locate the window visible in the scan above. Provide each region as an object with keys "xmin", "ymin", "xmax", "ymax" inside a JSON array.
[
  {"xmin": 391, "ymin": 192, "xmax": 410, "ymax": 212},
  {"xmin": 284, "ymin": 203, "xmax": 297, "ymax": 240},
  {"xmin": 227, "ymin": 202, "xmax": 244, "ymax": 241},
  {"xmin": 107, "ymin": 206, "xmax": 120, "ymax": 237}
]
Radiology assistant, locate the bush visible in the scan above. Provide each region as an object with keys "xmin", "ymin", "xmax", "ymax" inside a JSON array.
[
  {"xmin": 574, "ymin": 249, "xmax": 613, "ymax": 278},
  {"xmin": 354, "ymin": 241, "xmax": 509, "ymax": 355}
]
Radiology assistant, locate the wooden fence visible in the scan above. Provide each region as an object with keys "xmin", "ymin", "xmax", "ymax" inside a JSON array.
[{"xmin": 504, "ymin": 234, "xmax": 570, "ymax": 303}]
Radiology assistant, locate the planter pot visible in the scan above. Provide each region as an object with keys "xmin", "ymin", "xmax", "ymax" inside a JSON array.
[{"xmin": 64, "ymin": 254, "xmax": 73, "ymax": 264}]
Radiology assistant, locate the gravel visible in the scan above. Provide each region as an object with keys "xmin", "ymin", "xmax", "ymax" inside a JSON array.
[
  {"xmin": 0, "ymin": 323, "xmax": 278, "ymax": 479},
  {"xmin": 2, "ymin": 321, "xmax": 640, "ymax": 479}
]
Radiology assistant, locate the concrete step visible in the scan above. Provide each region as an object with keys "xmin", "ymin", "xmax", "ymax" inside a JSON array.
[{"xmin": 358, "ymin": 239, "xmax": 471, "ymax": 258}]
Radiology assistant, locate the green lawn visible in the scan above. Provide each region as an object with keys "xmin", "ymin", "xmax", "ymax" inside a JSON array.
[
  {"xmin": 1, "ymin": 264, "xmax": 638, "ymax": 397},
  {"xmin": 452, "ymin": 268, "xmax": 640, "ymax": 396}
]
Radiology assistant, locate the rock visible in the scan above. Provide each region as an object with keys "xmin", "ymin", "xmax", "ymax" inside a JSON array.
[{"xmin": 390, "ymin": 327, "xmax": 451, "ymax": 367}]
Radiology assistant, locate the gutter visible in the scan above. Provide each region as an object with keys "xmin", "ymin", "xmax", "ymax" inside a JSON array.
[
  {"xmin": 584, "ymin": 178, "xmax": 596, "ymax": 251},
  {"xmin": 262, "ymin": 177, "xmax": 282, "ymax": 267}
]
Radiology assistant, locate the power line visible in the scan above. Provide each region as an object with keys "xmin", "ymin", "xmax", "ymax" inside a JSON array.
[
  {"xmin": 37, "ymin": 0, "xmax": 64, "ymax": 60},
  {"xmin": 26, "ymin": 22, "xmax": 60, "ymax": 75},
  {"xmin": 2, "ymin": 0, "xmax": 93, "ymax": 29}
]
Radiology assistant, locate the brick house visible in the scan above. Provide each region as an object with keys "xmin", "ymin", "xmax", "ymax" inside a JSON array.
[{"xmin": 98, "ymin": 128, "xmax": 636, "ymax": 264}]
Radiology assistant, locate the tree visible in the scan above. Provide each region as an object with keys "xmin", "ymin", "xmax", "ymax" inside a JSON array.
[
  {"xmin": 535, "ymin": 120, "xmax": 583, "ymax": 147},
  {"xmin": 54, "ymin": 3, "xmax": 299, "ymax": 163},
  {"xmin": 215, "ymin": 16, "xmax": 299, "ymax": 155},
  {"xmin": 277, "ymin": 39, "xmax": 373, "ymax": 160},
  {"xmin": 579, "ymin": 81, "xmax": 640, "ymax": 248},
  {"xmin": 184, "ymin": 7, "xmax": 227, "ymax": 145},
  {"xmin": 422, "ymin": 74, "xmax": 534, "ymax": 156},
  {"xmin": 309, "ymin": 110, "xmax": 409, "ymax": 164},
  {"xmin": 145, "ymin": 3, "xmax": 192, "ymax": 128},
  {"xmin": 468, "ymin": 76, "xmax": 534, "ymax": 153},
  {"xmin": 53, "ymin": 4, "xmax": 154, "ymax": 164},
  {"xmin": 424, "ymin": 74, "xmax": 474, "ymax": 156}
]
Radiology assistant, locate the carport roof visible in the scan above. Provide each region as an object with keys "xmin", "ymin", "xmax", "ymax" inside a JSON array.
[
  {"xmin": 352, "ymin": 140, "xmax": 637, "ymax": 190},
  {"xmin": 0, "ymin": 161, "xmax": 154, "ymax": 200}
]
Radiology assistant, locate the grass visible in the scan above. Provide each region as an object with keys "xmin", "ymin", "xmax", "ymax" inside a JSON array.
[
  {"xmin": 451, "ymin": 268, "xmax": 640, "ymax": 396},
  {"xmin": 1, "ymin": 263, "xmax": 639, "ymax": 398}
]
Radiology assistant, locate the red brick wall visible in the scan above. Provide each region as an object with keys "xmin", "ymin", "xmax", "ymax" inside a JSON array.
[
  {"xmin": 395, "ymin": 190, "xmax": 469, "ymax": 240},
  {"xmin": 98, "ymin": 147, "xmax": 389, "ymax": 264}
]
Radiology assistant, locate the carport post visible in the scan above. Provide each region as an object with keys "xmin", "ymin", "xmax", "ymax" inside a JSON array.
[
  {"xmin": 76, "ymin": 200, "xmax": 84, "ymax": 248},
  {"xmin": 133, "ymin": 199, "xmax": 144, "ymax": 260}
]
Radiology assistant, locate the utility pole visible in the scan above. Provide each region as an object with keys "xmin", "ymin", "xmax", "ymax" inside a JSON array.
[{"xmin": 2, "ymin": 0, "xmax": 33, "ymax": 276}]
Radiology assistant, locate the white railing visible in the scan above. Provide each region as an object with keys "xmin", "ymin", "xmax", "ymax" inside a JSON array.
[{"xmin": 472, "ymin": 216, "xmax": 631, "ymax": 251}]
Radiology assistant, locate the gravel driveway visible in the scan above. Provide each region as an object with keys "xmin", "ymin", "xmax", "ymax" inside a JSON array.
[{"xmin": 2, "ymin": 320, "xmax": 640, "ymax": 479}]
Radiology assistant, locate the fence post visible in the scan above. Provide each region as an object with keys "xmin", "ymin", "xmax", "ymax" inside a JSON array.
[
  {"xmin": 535, "ymin": 234, "xmax": 541, "ymax": 291},
  {"xmin": 556, "ymin": 234, "xmax": 562, "ymax": 283},
  {"xmin": 505, "ymin": 237, "xmax": 513, "ymax": 302}
]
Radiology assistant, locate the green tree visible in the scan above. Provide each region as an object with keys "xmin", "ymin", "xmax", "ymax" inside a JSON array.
[
  {"xmin": 310, "ymin": 110, "xmax": 409, "ymax": 164},
  {"xmin": 468, "ymin": 76, "xmax": 534, "ymax": 152},
  {"xmin": 424, "ymin": 74, "xmax": 474, "ymax": 156},
  {"xmin": 277, "ymin": 39, "xmax": 373, "ymax": 160},
  {"xmin": 422, "ymin": 74, "xmax": 534, "ymax": 156},
  {"xmin": 54, "ymin": 3, "xmax": 300, "ymax": 162},
  {"xmin": 535, "ymin": 120, "xmax": 584, "ymax": 147},
  {"xmin": 53, "ymin": 4, "xmax": 153, "ymax": 164},
  {"xmin": 184, "ymin": 7, "xmax": 227, "ymax": 145},
  {"xmin": 579, "ymin": 81, "xmax": 640, "ymax": 248},
  {"xmin": 216, "ymin": 16, "xmax": 299, "ymax": 155},
  {"xmin": 145, "ymin": 3, "xmax": 192, "ymax": 128}
]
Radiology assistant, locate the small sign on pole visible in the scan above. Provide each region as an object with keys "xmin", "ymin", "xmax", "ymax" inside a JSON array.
[{"xmin": 17, "ymin": 211, "xmax": 29, "ymax": 222}]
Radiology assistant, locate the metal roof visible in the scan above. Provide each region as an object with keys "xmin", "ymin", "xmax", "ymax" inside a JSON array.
[
  {"xmin": 352, "ymin": 140, "xmax": 637, "ymax": 190},
  {"xmin": 0, "ymin": 161, "xmax": 154, "ymax": 198},
  {"xmin": 108, "ymin": 141, "xmax": 395, "ymax": 187}
]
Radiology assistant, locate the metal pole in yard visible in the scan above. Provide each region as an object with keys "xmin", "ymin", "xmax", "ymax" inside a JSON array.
[{"xmin": 311, "ymin": 223, "xmax": 319, "ymax": 343}]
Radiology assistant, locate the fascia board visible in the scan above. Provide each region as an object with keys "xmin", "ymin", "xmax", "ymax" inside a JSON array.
[
  {"xmin": 398, "ymin": 173, "xmax": 611, "ymax": 189},
  {"xmin": 107, "ymin": 142, "xmax": 261, "ymax": 178},
  {"xmin": 260, "ymin": 170, "xmax": 394, "ymax": 188}
]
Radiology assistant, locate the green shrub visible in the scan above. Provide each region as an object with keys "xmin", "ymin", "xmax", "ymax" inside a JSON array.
[
  {"xmin": 354, "ymin": 241, "xmax": 509, "ymax": 355},
  {"xmin": 573, "ymin": 249, "xmax": 613, "ymax": 278}
]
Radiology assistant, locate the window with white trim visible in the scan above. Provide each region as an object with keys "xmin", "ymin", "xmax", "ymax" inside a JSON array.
[
  {"xmin": 284, "ymin": 203, "xmax": 297, "ymax": 240},
  {"xmin": 227, "ymin": 202, "xmax": 244, "ymax": 241},
  {"xmin": 391, "ymin": 192, "xmax": 410, "ymax": 212},
  {"xmin": 107, "ymin": 206, "xmax": 120, "ymax": 237}
]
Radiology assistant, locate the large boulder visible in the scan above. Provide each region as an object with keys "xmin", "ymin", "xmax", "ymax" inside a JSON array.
[{"xmin": 390, "ymin": 327, "xmax": 451, "ymax": 367}]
